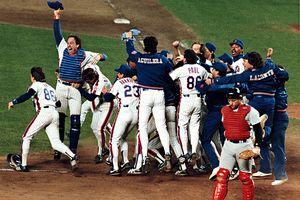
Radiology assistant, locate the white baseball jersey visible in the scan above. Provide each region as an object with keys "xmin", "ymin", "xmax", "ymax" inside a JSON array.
[
  {"xmin": 231, "ymin": 57, "xmax": 245, "ymax": 74},
  {"xmin": 30, "ymin": 82, "xmax": 57, "ymax": 112},
  {"xmin": 90, "ymin": 74, "xmax": 112, "ymax": 112},
  {"xmin": 169, "ymin": 63, "xmax": 208, "ymax": 95},
  {"xmin": 110, "ymin": 77, "xmax": 139, "ymax": 108}
]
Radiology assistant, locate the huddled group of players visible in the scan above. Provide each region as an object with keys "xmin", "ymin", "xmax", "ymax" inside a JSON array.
[{"xmin": 8, "ymin": 3, "xmax": 290, "ymax": 200}]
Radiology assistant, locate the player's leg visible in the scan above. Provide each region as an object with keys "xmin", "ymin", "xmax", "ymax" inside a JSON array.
[
  {"xmin": 271, "ymin": 111, "xmax": 288, "ymax": 183},
  {"xmin": 109, "ymin": 109, "xmax": 129, "ymax": 172},
  {"xmin": 138, "ymin": 90, "xmax": 154, "ymax": 162},
  {"xmin": 177, "ymin": 102, "xmax": 191, "ymax": 156},
  {"xmin": 201, "ymin": 111, "xmax": 222, "ymax": 171},
  {"xmin": 80, "ymin": 100, "xmax": 91, "ymax": 126},
  {"xmin": 68, "ymin": 87, "xmax": 82, "ymax": 154},
  {"xmin": 21, "ymin": 112, "xmax": 49, "ymax": 168},
  {"xmin": 189, "ymin": 106, "xmax": 201, "ymax": 158}
]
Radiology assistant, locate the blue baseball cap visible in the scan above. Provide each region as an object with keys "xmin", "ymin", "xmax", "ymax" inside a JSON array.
[
  {"xmin": 212, "ymin": 61, "xmax": 227, "ymax": 73},
  {"xmin": 218, "ymin": 53, "xmax": 233, "ymax": 65},
  {"xmin": 160, "ymin": 49, "xmax": 170, "ymax": 57},
  {"xmin": 243, "ymin": 53, "xmax": 250, "ymax": 59},
  {"xmin": 115, "ymin": 64, "xmax": 131, "ymax": 76},
  {"xmin": 205, "ymin": 42, "xmax": 217, "ymax": 53},
  {"xmin": 229, "ymin": 39, "xmax": 244, "ymax": 49}
]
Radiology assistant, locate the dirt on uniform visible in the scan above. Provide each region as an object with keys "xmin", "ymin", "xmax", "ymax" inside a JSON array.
[{"xmin": 0, "ymin": 0, "xmax": 299, "ymax": 199}]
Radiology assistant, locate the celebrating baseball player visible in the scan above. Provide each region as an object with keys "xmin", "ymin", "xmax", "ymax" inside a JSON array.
[
  {"xmin": 102, "ymin": 64, "xmax": 139, "ymax": 176},
  {"xmin": 48, "ymin": 1, "xmax": 107, "ymax": 159},
  {"xmin": 169, "ymin": 49, "xmax": 208, "ymax": 166},
  {"xmin": 212, "ymin": 88, "xmax": 263, "ymax": 200},
  {"xmin": 78, "ymin": 68, "xmax": 114, "ymax": 164},
  {"xmin": 7, "ymin": 67, "xmax": 78, "ymax": 172},
  {"xmin": 124, "ymin": 31, "xmax": 173, "ymax": 173}
]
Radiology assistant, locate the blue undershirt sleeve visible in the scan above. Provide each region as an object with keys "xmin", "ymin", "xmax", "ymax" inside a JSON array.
[
  {"xmin": 54, "ymin": 19, "xmax": 63, "ymax": 47},
  {"xmin": 12, "ymin": 88, "xmax": 36, "ymax": 105},
  {"xmin": 78, "ymin": 87, "xmax": 98, "ymax": 101}
]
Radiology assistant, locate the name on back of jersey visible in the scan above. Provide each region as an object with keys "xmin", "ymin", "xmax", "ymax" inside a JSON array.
[{"xmin": 138, "ymin": 58, "xmax": 163, "ymax": 64}]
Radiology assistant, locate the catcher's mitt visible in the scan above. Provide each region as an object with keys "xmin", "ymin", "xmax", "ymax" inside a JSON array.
[{"xmin": 239, "ymin": 147, "xmax": 260, "ymax": 160}]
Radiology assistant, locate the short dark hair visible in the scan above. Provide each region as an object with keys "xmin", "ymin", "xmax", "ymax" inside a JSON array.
[
  {"xmin": 247, "ymin": 52, "xmax": 263, "ymax": 68},
  {"xmin": 184, "ymin": 49, "xmax": 198, "ymax": 64},
  {"xmin": 143, "ymin": 36, "xmax": 158, "ymax": 53},
  {"xmin": 68, "ymin": 35, "xmax": 82, "ymax": 48},
  {"xmin": 31, "ymin": 67, "xmax": 46, "ymax": 82},
  {"xmin": 82, "ymin": 68, "xmax": 99, "ymax": 83}
]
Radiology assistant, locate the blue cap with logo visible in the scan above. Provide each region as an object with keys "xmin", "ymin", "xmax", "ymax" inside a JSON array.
[
  {"xmin": 115, "ymin": 64, "xmax": 132, "ymax": 77},
  {"xmin": 218, "ymin": 53, "xmax": 233, "ymax": 65},
  {"xmin": 205, "ymin": 42, "xmax": 217, "ymax": 53},
  {"xmin": 212, "ymin": 61, "xmax": 228, "ymax": 73},
  {"xmin": 229, "ymin": 39, "xmax": 244, "ymax": 49}
]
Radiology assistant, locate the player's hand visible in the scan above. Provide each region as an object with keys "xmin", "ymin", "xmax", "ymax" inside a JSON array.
[
  {"xmin": 172, "ymin": 41, "xmax": 180, "ymax": 48},
  {"xmin": 71, "ymin": 83, "xmax": 81, "ymax": 88},
  {"xmin": 54, "ymin": 9, "xmax": 61, "ymax": 19},
  {"xmin": 267, "ymin": 48, "xmax": 273, "ymax": 58},
  {"xmin": 205, "ymin": 78, "xmax": 213, "ymax": 85},
  {"xmin": 8, "ymin": 102, "xmax": 14, "ymax": 110}
]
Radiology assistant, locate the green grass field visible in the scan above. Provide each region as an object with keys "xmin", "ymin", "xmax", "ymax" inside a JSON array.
[{"xmin": 0, "ymin": 0, "xmax": 299, "ymax": 155}]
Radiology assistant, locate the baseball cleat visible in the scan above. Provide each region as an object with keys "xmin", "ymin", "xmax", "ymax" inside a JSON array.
[
  {"xmin": 271, "ymin": 178, "xmax": 288, "ymax": 186},
  {"xmin": 252, "ymin": 171, "xmax": 272, "ymax": 177},
  {"xmin": 157, "ymin": 162, "xmax": 165, "ymax": 172},
  {"xmin": 70, "ymin": 155, "xmax": 79, "ymax": 171},
  {"xmin": 120, "ymin": 162, "xmax": 131, "ymax": 172},
  {"xmin": 108, "ymin": 169, "xmax": 121, "ymax": 176},
  {"xmin": 106, "ymin": 157, "xmax": 112, "ymax": 166},
  {"xmin": 53, "ymin": 150, "xmax": 61, "ymax": 161},
  {"xmin": 209, "ymin": 167, "xmax": 220, "ymax": 180},
  {"xmin": 175, "ymin": 169, "xmax": 188, "ymax": 176},
  {"xmin": 127, "ymin": 168, "xmax": 143, "ymax": 175},
  {"xmin": 95, "ymin": 155, "xmax": 103, "ymax": 164},
  {"xmin": 229, "ymin": 169, "xmax": 239, "ymax": 181}
]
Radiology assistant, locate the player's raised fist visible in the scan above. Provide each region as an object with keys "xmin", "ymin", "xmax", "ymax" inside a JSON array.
[{"xmin": 172, "ymin": 41, "xmax": 180, "ymax": 48}]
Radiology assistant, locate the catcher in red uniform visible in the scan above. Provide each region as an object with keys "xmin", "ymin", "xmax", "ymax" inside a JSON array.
[{"xmin": 212, "ymin": 88, "xmax": 263, "ymax": 200}]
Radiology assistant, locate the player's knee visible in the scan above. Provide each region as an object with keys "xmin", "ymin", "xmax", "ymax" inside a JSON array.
[
  {"xmin": 71, "ymin": 115, "xmax": 80, "ymax": 130},
  {"xmin": 216, "ymin": 168, "xmax": 230, "ymax": 184},
  {"xmin": 239, "ymin": 171, "xmax": 253, "ymax": 185}
]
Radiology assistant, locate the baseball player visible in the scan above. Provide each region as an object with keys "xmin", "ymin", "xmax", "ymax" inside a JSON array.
[
  {"xmin": 253, "ymin": 49, "xmax": 289, "ymax": 185},
  {"xmin": 229, "ymin": 39, "xmax": 245, "ymax": 74},
  {"xmin": 80, "ymin": 68, "xmax": 113, "ymax": 163},
  {"xmin": 212, "ymin": 88, "xmax": 263, "ymax": 200},
  {"xmin": 50, "ymin": 4, "xmax": 107, "ymax": 159},
  {"xmin": 79, "ymin": 63, "xmax": 111, "ymax": 163},
  {"xmin": 169, "ymin": 49, "xmax": 208, "ymax": 167},
  {"xmin": 102, "ymin": 64, "xmax": 139, "ymax": 176},
  {"xmin": 7, "ymin": 67, "xmax": 78, "ymax": 172},
  {"xmin": 124, "ymin": 32, "xmax": 173, "ymax": 173}
]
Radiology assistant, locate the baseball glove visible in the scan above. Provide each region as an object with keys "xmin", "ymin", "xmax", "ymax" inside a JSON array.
[
  {"xmin": 239, "ymin": 147, "xmax": 260, "ymax": 160},
  {"xmin": 47, "ymin": 1, "xmax": 64, "ymax": 10}
]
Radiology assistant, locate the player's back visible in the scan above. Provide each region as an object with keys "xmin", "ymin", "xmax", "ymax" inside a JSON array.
[
  {"xmin": 31, "ymin": 82, "xmax": 57, "ymax": 111},
  {"xmin": 170, "ymin": 63, "xmax": 208, "ymax": 95},
  {"xmin": 135, "ymin": 53, "xmax": 172, "ymax": 89}
]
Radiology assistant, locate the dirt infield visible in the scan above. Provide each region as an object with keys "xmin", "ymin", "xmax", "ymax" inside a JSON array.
[{"xmin": 0, "ymin": 0, "xmax": 299, "ymax": 199}]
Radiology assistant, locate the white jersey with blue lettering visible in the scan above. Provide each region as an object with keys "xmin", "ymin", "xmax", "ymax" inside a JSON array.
[
  {"xmin": 110, "ymin": 77, "xmax": 139, "ymax": 108},
  {"xmin": 30, "ymin": 82, "xmax": 57, "ymax": 112},
  {"xmin": 231, "ymin": 58, "xmax": 245, "ymax": 74},
  {"xmin": 169, "ymin": 63, "xmax": 208, "ymax": 95}
]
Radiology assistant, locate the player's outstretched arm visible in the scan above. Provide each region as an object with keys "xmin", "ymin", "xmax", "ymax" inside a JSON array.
[{"xmin": 8, "ymin": 88, "xmax": 36, "ymax": 109}]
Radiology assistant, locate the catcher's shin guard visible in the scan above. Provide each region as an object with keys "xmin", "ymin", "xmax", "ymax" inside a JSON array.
[
  {"xmin": 69, "ymin": 115, "xmax": 81, "ymax": 153},
  {"xmin": 212, "ymin": 168, "xmax": 230, "ymax": 200},
  {"xmin": 239, "ymin": 171, "xmax": 254, "ymax": 200}
]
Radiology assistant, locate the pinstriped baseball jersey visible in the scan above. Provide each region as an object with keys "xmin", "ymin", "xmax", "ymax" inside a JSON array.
[
  {"xmin": 169, "ymin": 63, "xmax": 208, "ymax": 95},
  {"xmin": 30, "ymin": 82, "xmax": 57, "ymax": 112},
  {"xmin": 90, "ymin": 74, "xmax": 112, "ymax": 112},
  {"xmin": 110, "ymin": 77, "xmax": 139, "ymax": 108}
]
